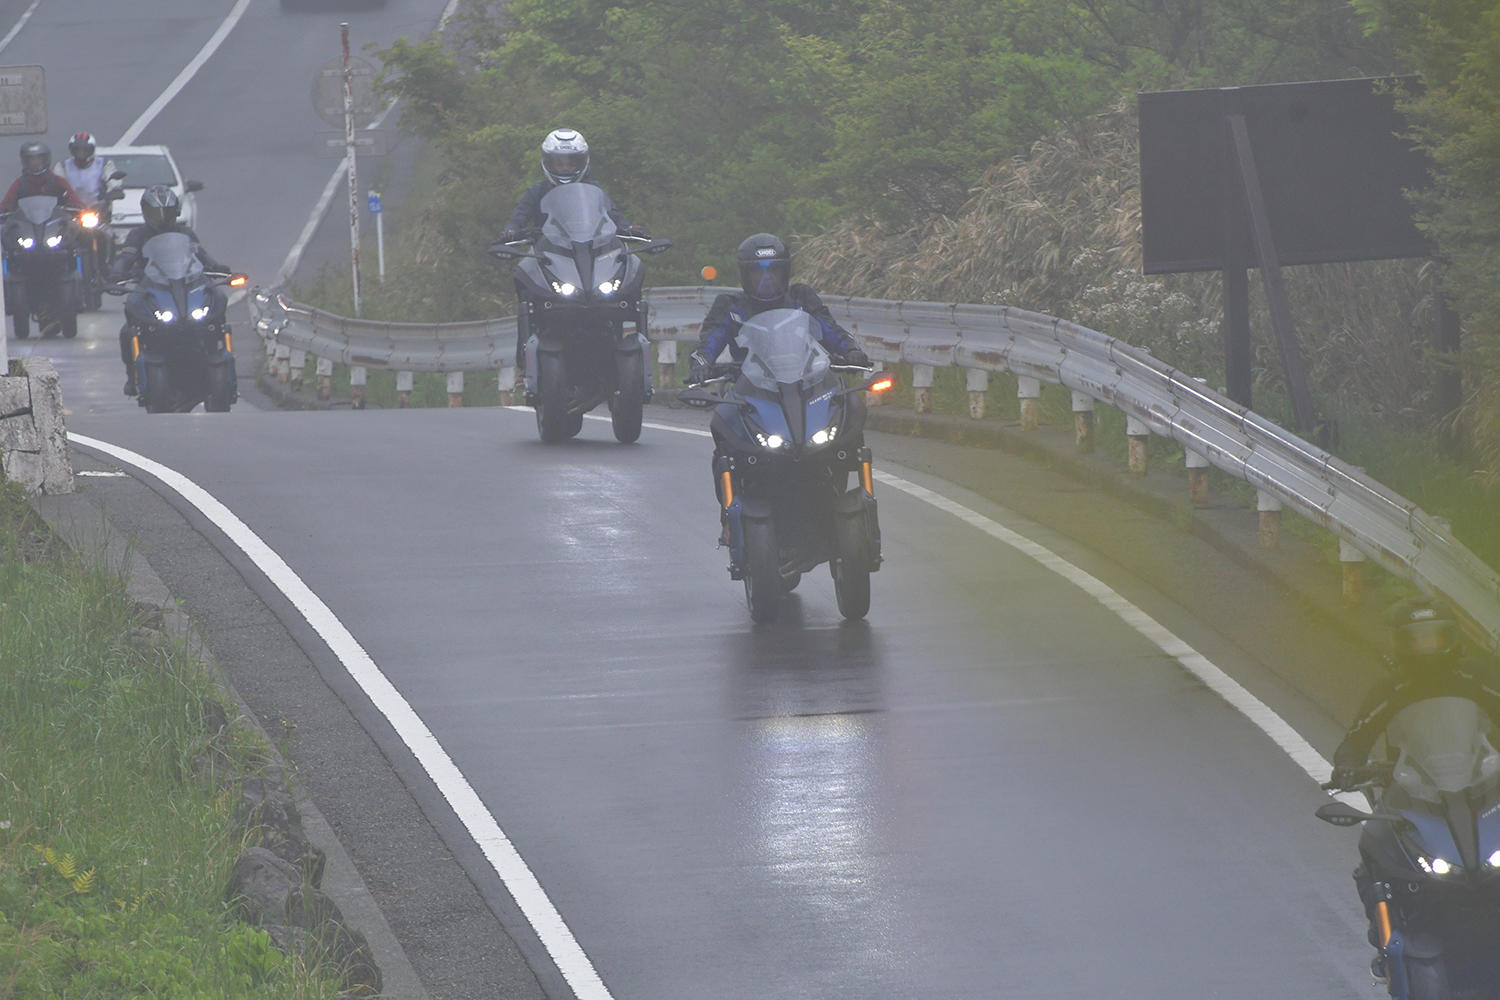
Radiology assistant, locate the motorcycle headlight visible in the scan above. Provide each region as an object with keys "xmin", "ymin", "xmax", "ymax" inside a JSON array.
[
  {"xmin": 17, "ymin": 236, "xmax": 33, "ymax": 249},
  {"xmin": 1489, "ymin": 850, "xmax": 1500, "ymax": 868},
  {"xmin": 154, "ymin": 309, "xmax": 176, "ymax": 323},
  {"xmin": 809, "ymin": 425, "xmax": 839, "ymax": 446},
  {"xmin": 45, "ymin": 234, "xmax": 62, "ymax": 248},
  {"xmin": 79, "ymin": 211, "xmax": 100, "ymax": 229},
  {"xmin": 550, "ymin": 280, "xmax": 577, "ymax": 296},
  {"xmin": 754, "ymin": 432, "xmax": 788, "ymax": 450},
  {"xmin": 1416, "ymin": 855, "xmax": 1458, "ymax": 876},
  {"xmin": 190, "ymin": 306, "xmax": 210, "ymax": 321},
  {"xmin": 596, "ymin": 277, "xmax": 621, "ymax": 296}
]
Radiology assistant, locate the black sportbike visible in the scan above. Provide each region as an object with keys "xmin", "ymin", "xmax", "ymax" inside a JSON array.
[
  {"xmin": 681, "ymin": 308, "xmax": 893, "ymax": 623},
  {"xmin": 2, "ymin": 194, "xmax": 85, "ymax": 339},
  {"xmin": 108, "ymin": 232, "xmax": 246, "ymax": 413},
  {"xmin": 1318, "ymin": 696, "xmax": 1500, "ymax": 999},
  {"xmin": 488, "ymin": 183, "xmax": 671, "ymax": 443}
]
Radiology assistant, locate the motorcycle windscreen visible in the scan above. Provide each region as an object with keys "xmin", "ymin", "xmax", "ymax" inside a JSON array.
[
  {"xmin": 736, "ymin": 308, "xmax": 830, "ymax": 392},
  {"xmin": 141, "ymin": 232, "xmax": 203, "ymax": 284},
  {"xmin": 15, "ymin": 195, "xmax": 59, "ymax": 226},
  {"xmin": 1386, "ymin": 696, "xmax": 1500, "ymax": 800},
  {"xmin": 538, "ymin": 183, "xmax": 618, "ymax": 248}
]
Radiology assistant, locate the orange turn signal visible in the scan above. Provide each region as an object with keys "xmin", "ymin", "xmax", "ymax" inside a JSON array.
[
  {"xmin": 701, "ymin": 265, "xmax": 717, "ymax": 281},
  {"xmin": 869, "ymin": 377, "xmax": 894, "ymax": 393},
  {"xmin": 229, "ymin": 274, "xmax": 248, "ymax": 287}
]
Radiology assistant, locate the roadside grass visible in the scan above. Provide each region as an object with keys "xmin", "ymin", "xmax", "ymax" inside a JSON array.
[{"xmin": 0, "ymin": 481, "xmax": 342, "ymax": 999}]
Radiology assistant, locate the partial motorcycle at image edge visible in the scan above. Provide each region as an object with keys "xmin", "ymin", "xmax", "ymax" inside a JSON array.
[
  {"xmin": 679, "ymin": 308, "xmax": 895, "ymax": 623},
  {"xmin": 105, "ymin": 232, "xmax": 247, "ymax": 413},
  {"xmin": 1317, "ymin": 696, "xmax": 1500, "ymax": 1000},
  {"xmin": 1, "ymin": 194, "xmax": 90, "ymax": 339},
  {"xmin": 487, "ymin": 182, "xmax": 672, "ymax": 443}
]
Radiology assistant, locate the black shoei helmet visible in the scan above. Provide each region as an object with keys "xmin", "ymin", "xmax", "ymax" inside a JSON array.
[
  {"xmin": 736, "ymin": 233, "xmax": 791, "ymax": 304},
  {"xmin": 19, "ymin": 140, "xmax": 50, "ymax": 176},
  {"xmin": 140, "ymin": 184, "xmax": 181, "ymax": 229},
  {"xmin": 1386, "ymin": 596, "xmax": 1462, "ymax": 664}
]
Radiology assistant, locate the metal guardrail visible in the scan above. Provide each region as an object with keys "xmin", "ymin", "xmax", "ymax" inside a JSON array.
[{"xmin": 249, "ymin": 285, "xmax": 1500, "ymax": 653}]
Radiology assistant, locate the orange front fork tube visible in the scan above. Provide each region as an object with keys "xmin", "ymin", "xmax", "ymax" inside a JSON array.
[
  {"xmin": 719, "ymin": 469, "xmax": 735, "ymax": 508},
  {"xmin": 1374, "ymin": 899, "xmax": 1392, "ymax": 947}
]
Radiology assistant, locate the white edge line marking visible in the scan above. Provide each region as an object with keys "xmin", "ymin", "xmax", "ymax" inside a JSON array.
[
  {"xmin": 117, "ymin": 0, "xmax": 253, "ymax": 146},
  {"xmin": 0, "ymin": 0, "xmax": 41, "ymax": 55},
  {"xmin": 66, "ymin": 432, "xmax": 614, "ymax": 1000}
]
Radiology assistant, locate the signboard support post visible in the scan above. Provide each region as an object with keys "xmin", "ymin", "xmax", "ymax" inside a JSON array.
[{"xmin": 341, "ymin": 23, "xmax": 362, "ymax": 317}]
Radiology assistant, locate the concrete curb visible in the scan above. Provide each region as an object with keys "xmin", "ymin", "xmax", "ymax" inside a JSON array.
[{"xmin": 30, "ymin": 488, "xmax": 431, "ymax": 1000}]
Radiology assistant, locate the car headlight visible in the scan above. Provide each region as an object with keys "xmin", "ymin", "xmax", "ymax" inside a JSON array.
[
  {"xmin": 45, "ymin": 234, "xmax": 62, "ymax": 248},
  {"xmin": 596, "ymin": 278, "xmax": 621, "ymax": 295},
  {"xmin": 154, "ymin": 309, "xmax": 176, "ymax": 323},
  {"xmin": 79, "ymin": 211, "xmax": 100, "ymax": 229},
  {"xmin": 190, "ymin": 306, "xmax": 210, "ymax": 321},
  {"xmin": 17, "ymin": 236, "xmax": 33, "ymax": 249},
  {"xmin": 550, "ymin": 280, "xmax": 577, "ymax": 296},
  {"xmin": 809, "ymin": 425, "xmax": 839, "ymax": 446}
]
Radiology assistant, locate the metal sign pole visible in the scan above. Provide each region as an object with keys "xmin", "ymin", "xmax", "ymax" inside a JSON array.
[
  {"xmin": 1, "ymin": 268, "xmax": 9, "ymax": 374},
  {"xmin": 368, "ymin": 190, "xmax": 385, "ymax": 283},
  {"xmin": 342, "ymin": 23, "xmax": 362, "ymax": 317}
]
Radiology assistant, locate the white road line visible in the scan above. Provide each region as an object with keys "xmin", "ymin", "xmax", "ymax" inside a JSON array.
[
  {"xmin": 0, "ymin": 0, "xmax": 41, "ymax": 55},
  {"xmin": 66, "ymin": 432, "xmax": 616, "ymax": 1000},
  {"xmin": 115, "ymin": 0, "xmax": 254, "ymax": 146}
]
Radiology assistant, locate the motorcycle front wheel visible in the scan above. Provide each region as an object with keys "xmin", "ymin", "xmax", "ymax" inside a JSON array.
[
  {"xmin": 10, "ymin": 289, "xmax": 29, "ymax": 340},
  {"xmin": 742, "ymin": 518, "xmax": 783, "ymax": 624},
  {"xmin": 831, "ymin": 515, "xmax": 872, "ymax": 620},
  {"xmin": 535, "ymin": 353, "xmax": 570, "ymax": 443}
]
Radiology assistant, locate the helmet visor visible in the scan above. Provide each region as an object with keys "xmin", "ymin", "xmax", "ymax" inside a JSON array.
[
  {"xmin": 545, "ymin": 151, "xmax": 587, "ymax": 181},
  {"xmin": 22, "ymin": 153, "xmax": 47, "ymax": 175},
  {"xmin": 741, "ymin": 259, "xmax": 790, "ymax": 302}
]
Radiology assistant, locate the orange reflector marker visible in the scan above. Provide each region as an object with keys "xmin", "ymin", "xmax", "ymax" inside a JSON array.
[
  {"xmin": 719, "ymin": 470, "xmax": 735, "ymax": 506},
  {"xmin": 1375, "ymin": 901, "xmax": 1392, "ymax": 946},
  {"xmin": 861, "ymin": 461, "xmax": 873, "ymax": 495},
  {"xmin": 701, "ymin": 265, "xmax": 718, "ymax": 281},
  {"xmin": 224, "ymin": 332, "xmax": 233, "ymax": 353}
]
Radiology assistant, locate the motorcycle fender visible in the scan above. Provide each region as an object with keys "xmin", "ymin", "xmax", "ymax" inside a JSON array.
[
  {"xmin": 523, "ymin": 333, "xmax": 542, "ymax": 395},
  {"xmin": 835, "ymin": 488, "xmax": 882, "ymax": 571},
  {"xmin": 727, "ymin": 497, "xmax": 773, "ymax": 578},
  {"xmin": 614, "ymin": 333, "xmax": 651, "ymax": 401},
  {"xmin": 207, "ymin": 351, "xmax": 238, "ymax": 404}
]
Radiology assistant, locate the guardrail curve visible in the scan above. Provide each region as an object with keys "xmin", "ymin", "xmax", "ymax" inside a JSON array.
[{"xmin": 249, "ymin": 284, "xmax": 1500, "ymax": 653}]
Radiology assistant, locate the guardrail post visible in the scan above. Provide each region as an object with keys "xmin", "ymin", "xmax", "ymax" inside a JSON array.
[
  {"xmin": 965, "ymin": 368, "xmax": 988, "ymax": 420},
  {"xmin": 289, "ymin": 349, "xmax": 306, "ymax": 391},
  {"xmin": 274, "ymin": 343, "xmax": 292, "ymax": 383},
  {"xmin": 264, "ymin": 336, "xmax": 278, "ymax": 379},
  {"xmin": 447, "ymin": 371, "xmax": 464, "ymax": 408},
  {"xmin": 1017, "ymin": 376, "xmax": 1041, "ymax": 430},
  {"xmin": 396, "ymin": 371, "xmax": 413, "ymax": 409},
  {"xmin": 1126, "ymin": 415, "xmax": 1149, "ymax": 475},
  {"xmin": 1257, "ymin": 491, "xmax": 1282, "ymax": 549},
  {"xmin": 316, "ymin": 357, "xmax": 333, "ymax": 400},
  {"xmin": 1072, "ymin": 392, "xmax": 1094, "ymax": 453},
  {"xmin": 656, "ymin": 340, "xmax": 677, "ymax": 390},
  {"xmin": 1340, "ymin": 539, "xmax": 1366, "ymax": 606},
  {"xmin": 1186, "ymin": 448, "xmax": 1210, "ymax": 505},
  {"xmin": 350, "ymin": 365, "xmax": 367, "ymax": 409},
  {"xmin": 913, "ymin": 364, "xmax": 935, "ymax": 414},
  {"xmin": 499, "ymin": 365, "xmax": 516, "ymax": 406}
]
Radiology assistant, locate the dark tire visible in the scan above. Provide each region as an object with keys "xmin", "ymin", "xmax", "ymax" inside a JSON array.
[
  {"xmin": 205, "ymin": 356, "xmax": 235, "ymax": 412},
  {"xmin": 60, "ymin": 307, "xmax": 78, "ymax": 339},
  {"xmin": 566, "ymin": 411, "xmax": 584, "ymax": 438},
  {"xmin": 611, "ymin": 394, "xmax": 643, "ymax": 443},
  {"xmin": 535, "ymin": 353, "xmax": 569, "ymax": 443},
  {"xmin": 142, "ymin": 359, "xmax": 173, "ymax": 414},
  {"xmin": 783, "ymin": 572, "xmax": 802, "ymax": 592},
  {"xmin": 1404, "ymin": 955, "xmax": 1449, "ymax": 1000},
  {"xmin": 831, "ymin": 515, "xmax": 872, "ymax": 620},
  {"xmin": 742, "ymin": 518, "xmax": 782, "ymax": 624},
  {"xmin": 11, "ymin": 299, "xmax": 28, "ymax": 340}
]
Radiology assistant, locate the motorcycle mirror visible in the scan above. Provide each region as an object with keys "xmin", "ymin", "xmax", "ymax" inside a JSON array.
[
  {"xmin": 109, "ymin": 170, "xmax": 126, "ymax": 181},
  {"xmin": 107, "ymin": 189, "xmax": 125, "ymax": 200},
  {"xmin": 701, "ymin": 265, "xmax": 717, "ymax": 281},
  {"xmin": 1315, "ymin": 801, "xmax": 1372, "ymax": 827},
  {"xmin": 185, "ymin": 180, "xmax": 204, "ymax": 194}
]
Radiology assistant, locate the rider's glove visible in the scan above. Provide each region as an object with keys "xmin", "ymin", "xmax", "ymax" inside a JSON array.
[
  {"xmin": 499, "ymin": 229, "xmax": 524, "ymax": 243},
  {"xmin": 841, "ymin": 347, "xmax": 871, "ymax": 368},
  {"xmin": 620, "ymin": 224, "xmax": 646, "ymax": 239},
  {"xmin": 1328, "ymin": 764, "xmax": 1359, "ymax": 789},
  {"xmin": 689, "ymin": 349, "xmax": 712, "ymax": 384}
]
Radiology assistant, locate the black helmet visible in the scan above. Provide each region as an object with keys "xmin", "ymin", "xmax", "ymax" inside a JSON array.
[
  {"xmin": 19, "ymin": 141, "xmax": 50, "ymax": 177},
  {"xmin": 1386, "ymin": 597, "xmax": 1461, "ymax": 664},
  {"xmin": 540, "ymin": 128, "xmax": 589, "ymax": 185},
  {"xmin": 736, "ymin": 233, "xmax": 791, "ymax": 304},
  {"xmin": 140, "ymin": 184, "xmax": 181, "ymax": 229},
  {"xmin": 68, "ymin": 132, "xmax": 96, "ymax": 165}
]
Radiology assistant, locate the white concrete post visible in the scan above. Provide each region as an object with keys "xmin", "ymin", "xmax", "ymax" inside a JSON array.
[
  {"xmin": 349, "ymin": 365, "xmax": 367, "ymax": 409},
  {"xmin": 1126, "ymin": 414, "xmax": 1150, "ymax": 476},
  {"xmin": 1072, "ymin": 391, "xmax": 1094, "ymax": 453},
  {"xmin": 316, "ymin": 356, "xmax": 334, "ymax": 400},
  {"xmin": 499, "ymin": 365, "xmax": 517, "ymax": 406},
  {"xmin": 657, "ymin": 339, "xmax": 677, "ymax": 389},
  {"xmin": 965, "ymin": 368, "xmax": 988, "ymax": 420},
  {"xmin": 289, "ymin": 348, "xmax": 307, "ymax": 390},
  {"xmin": 1186, "ymin": 448, "xmax": 1210, "ymax": 505},
  {"xmin": 1257, "ymin": 491, "xmax": 1282, "ymax": 549},
  {"xmin": 1017, "ymin": 375, "xmax": 1041, "ymax": 430},
  {"xmin": 274, "ymin": 343, "xmax": 293, "ymax": 383},
  {"xmin": 396, "ymin": 370, "xmax": 414, "ymax": 408},
  {"xmin": 912, "ymin": 364, "xmax": 935, "ymax": 414},
  {"xmin": 1340, "ymin": 538, "xmax": 1367, "ymax": 607},
  {"xmin": 446, "ymin": 371, "xmax": 464, "ymax": 408}
]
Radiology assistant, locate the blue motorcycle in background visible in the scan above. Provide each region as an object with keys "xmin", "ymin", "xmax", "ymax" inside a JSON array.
[
  {"xmin": 1318, "ymin": 696, "xmax": 1500, "ymax": 999},
  {"xmin": 109, "ymin": 232, "xmax": 245, "ymax": 413}
]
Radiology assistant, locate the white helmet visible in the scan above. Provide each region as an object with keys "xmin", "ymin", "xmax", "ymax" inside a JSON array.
[{"xmin": 541, "ymin": 128, "xmax": 589, "ymax": 185}]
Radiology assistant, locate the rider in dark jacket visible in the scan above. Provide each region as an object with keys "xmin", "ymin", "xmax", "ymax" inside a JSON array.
[
  {"xmin": 110, "ymin": 184, "xmax": 231, "ymax": 396},
  {"xmin": 0, "ymin": 142, "xmax": 85, "ymax": 214},
  {"xmin": 1327, "ymin": 596, "xmax": 1500, "ymax": 982},
  {"xmin": 688, "ymin": 232, "xmax": 868, "ymax": 383},
  {"xmin": 490, "ymin": 128, "xmax": 644, "ymax": 369}
]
